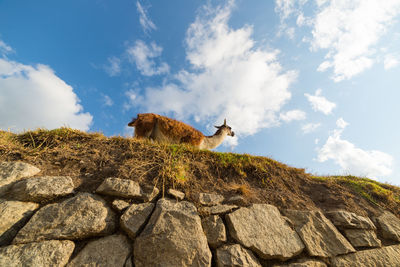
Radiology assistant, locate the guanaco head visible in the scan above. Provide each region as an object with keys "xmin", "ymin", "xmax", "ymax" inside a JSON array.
[
  {"xmin": 127, "ymin": 117, "xmax": 136, "ymax": 127},
  {"xmin": 215, "ymin": 119, "xmax": 235, "ymax": 137}
]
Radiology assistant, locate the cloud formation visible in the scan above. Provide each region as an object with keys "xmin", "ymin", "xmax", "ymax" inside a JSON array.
[
  {"xmin": 101, "ymin": 94, "xmax": 114, "ymax": 107},
  {"xmin": 275, "ymin": 0, "xmax": 309, "ymax": 22},
  {"xmin": 302, "ymin": 122, "xmax": 321, "ymax": 134},
  {"xmin": 0, "ymin": 40, "xmax": 13, "ymax": 56},
  {"xmin": 317, "ymin": 118, "xmax": 393, "ymax": 178},
  {"xmin": 136, "ymin": 1, "xmax": 157, "ymax": 34},
  {"xmin": 275, "ymin": 0, "xmax": 400, "ymax": 81},
  {"xmin": 275, "ymin": 0, "xmax": 296, "ymax": 21},
  {"xmin": 104, "ymin": 56, "xmax": 121, "ymax": 77},
  {"xmin": 384, "ymin": 54, "xmax": 400, "ymax": 70},
  {"xmin": 305, "ymin": 89, "xmax": 336, "ymax": 115},
  {"xmin": 280, "ymin": 109, "xmax": 306, "ymax": 122},
  {"xmin": 127, "ymin": 40, "xmax": 169, "ymax": 76},
  {"xmin": 102, "ymin": 2, "xmax": 160, "ymax": 77},
  {"xmin": 311, "ymin": 0, "xmax": 400, "ymax": 81},
  {"xmin": 336, "ymin": 117, "xmax": 348, "ymax": 129},
  {"xmin": 275, "ymin": 0, "xmax": 310, "ymax": 39},
  {"xmin": 123, "ymin": 89, "xmax": 138, "ymax": 111},
  {"xmin": 0, "ymin": 57, "xmax": 92, "ymax": 132},
  {"xmin": 135, "ymin": 2, "xmax": 297, "ymax": 138}
]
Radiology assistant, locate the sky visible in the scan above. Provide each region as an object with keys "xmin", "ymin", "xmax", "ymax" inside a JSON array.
[{"xmin": 1, "ymin": 0, "xmax": 400, "ymax": 185}]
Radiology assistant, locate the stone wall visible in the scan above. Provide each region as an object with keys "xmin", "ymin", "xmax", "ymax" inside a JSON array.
[{"xmin": 0, "ymin": 161, "xmax": 400, "ymax": 267}]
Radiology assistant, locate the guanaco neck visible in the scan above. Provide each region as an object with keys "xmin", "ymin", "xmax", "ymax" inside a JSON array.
[{"xmin": 200, "ymin": 130, "xmax": 228, "ymax": 150}]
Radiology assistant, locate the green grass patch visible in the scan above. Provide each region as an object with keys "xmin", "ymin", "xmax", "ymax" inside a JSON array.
[
  {"xmin": 215, "ymin": 152, "xmax": 251, "ymax": 166},
  {"xmin": 0, "ymin": 131, "xmax": 18, "ymax": 146},
  {"xmin": 166, "ymin": 143, "xmax": 192, "ymax": 155},
  {"xmin": 214, "ymin": 152, "xmax": 253, "ymax": 177},
  {"xmin": 312, "ymin": 175, "xmax": 400, "ymax": 205}
]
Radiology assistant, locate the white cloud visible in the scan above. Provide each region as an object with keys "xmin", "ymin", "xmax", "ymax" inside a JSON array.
[
  {"xmin": 101, "ymin": 94, "xmax": 113, "ymax": 107},
  {"xmin": 275, "ymin": 0, "xmax": 309, "ymax": 38},
  {"xmin": 275, "ymin": 0, "xmax": 308, "ymax": 21},
  {"xmin": 296, "ymin": 13, "xmax": 312, "ymax": 27},
  {"xmin": 336, "ymin": 117, "xmax": 349, "ymax": 129},
  {"xmin": 104, "ymin": 56, "xmax": 121, "ymax": 77},
  {"xmin": 275, "ymin": 0, "xmax": 296, "ymax": 21},
  {"xmin": 384, "ymin": 54, "xmax": 400, "ymax": 70},
  {"xmin": 127, "ymin": 40, "xmax": 169, "ymax": 76},
  {"xmin": 138, "ymin": 2, "xmax": 297, "ymax": 138},
  {"xmin": 305, "ymin": 89, "xmax": 336, "ymax": 115},
  {"xmin": 311, "ymin": 0, "xmax": 400, "ymax": 81},
  {"xmin": 125, "ymin": 89, "xmax": 137, "ymax": 102},
  {"xmin": 302, "ymin": 122, "xmax": 321, "ymax": 134},
  {"xmin": 316, "ymin": 0, "xmax": 328, "ymax": 6},
  {"xmin": 275, "ymin": 0, "xmax": 400, "ymax": 81},
  {"xmin": 316, "ymin": 60, "xmax": 331, "ymax": 72},
  {"xmin": 222, "ymin": 134, "xmax": 238, "ymax": 148},
  {"xmin": 136, "ymin": 1, "xmax": 157, "ymax": 34},
  {"xmin": 285, "ymin": 27, "xmax": 295, "ymax": 39},
  {"xmin": 0, "ymin": 40, "xmax": 13, "ymax": 56},
  {"xmin": 317, "ymin": 119, "xmax": 393, "ymax": 178},
  {"xmin": 280, "ymin": 109, "xmax": 306, "ymax": 122},
  {"xmin": 123, "ymin": 89, "xmax": 140, "ymax": 111},
  {"xmin": 0, "ymin": 57, "xmax": 92, "ymax": 132}
]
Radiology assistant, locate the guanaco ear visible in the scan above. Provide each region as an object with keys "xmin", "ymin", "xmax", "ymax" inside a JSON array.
[
  {"xmin": 214, "ymin": 125, "xmax": 221, "ymax": 129},
  {"xmin": 224, "ymin": 118, "xmax": 227, "ymax": 126}
]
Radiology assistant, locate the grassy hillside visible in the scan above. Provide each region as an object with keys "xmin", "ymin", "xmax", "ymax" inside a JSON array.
[{"xmin": 1, "ymin": 128, "xmax": 399, "ymax": 218}]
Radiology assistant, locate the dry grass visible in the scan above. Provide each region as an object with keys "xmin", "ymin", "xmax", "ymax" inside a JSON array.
[
  {"xmin": 226, "ymin": 182, "xmax": 254, "ymax": 198},
  {"xmin": 0, "ymin": 128, "xmax": 399, "ymax": 217}
]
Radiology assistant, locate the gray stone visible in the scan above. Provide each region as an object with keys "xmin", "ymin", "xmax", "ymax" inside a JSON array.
[
  {"xmin": 200, "ymin": 204, "xmax": 238, "ymax": 215},
  {"xmin": 134, "ymin": 198, "xmax": 212, "ymax": 267},
  {"xmin": 96, "ymin": 177, "xmax": 141, "ymax": 198},
  {"xmin": 168, "ymin": 188, "xmax": 185, "ymax": 200},
  {"xmin": 224, "ymin": 195, "xmax": 247, "ymax": 206},
  {"xmin": 375, "ymin": 211, "xmax": 400, "ymax": 242},
  {"xmin": 125, "ymin": 256, "xmax": 133, "ymax": 267},
  {"xmin": 216, "ymin": 244, "xmax": 262, "ymax": 267},
  {"xmin": 201, "ymin": 215, "xmax": 226, "ymax": 248},
  {"xmin": 0, "ymin": 200, "xmax": 39, "ymax": 246},
  {"xmin": 283, "ymin": 210, "xmax": 355, "ymax": 257},
  {"xmin": 13, "ymin": 193, "xmax": 116, "ymax": 243},
  {"xmin": 139, "ymin": 185, "xmax": 159, "ymax": 202},
  {"xmin": 226, "ymin": 204, "xmax": 304, "ymax": 260},
  {"xmin": 273, "ymin": 258, "xmax": 328, "ymax": 267},
  {"xmin": 198, "ymin": 192, "xmax": 224, "ymax": 206},
  {"xmin": 0, "ymin": 162, "xmax": 40, "ymax": 194},
  {"xmin": 120, "ymin": 202, "xmax": 155, "ymax": 239},
  {"xmin": 112, "ymin": 199, "xmax": 131, "ymax": 212},
  {"xmin": 8, "ymin": 176, "xmax": 74, "ymax": 202},
  {"xmin": 343, "ymin": 229, "xmax": 381, "ymax": 248},
  {"xmin": 67, "ymin": 234, "xmax": 131, "ymax": 267},
  {"xmin": 331, "ymin": 244, "xmax": 400, "ymax": 267},
  {"xmin": 0, "ymin": 240, "xmax": 74, "ymax": 267},
  {"xmin": 325, "ymin": 210, "xmax": 375, "ymax": 230}
]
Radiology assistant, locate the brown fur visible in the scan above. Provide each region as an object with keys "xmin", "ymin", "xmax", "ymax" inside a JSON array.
[{"xmin": 128, "ymin": 113, "xmax": 205, "ymax": 146}]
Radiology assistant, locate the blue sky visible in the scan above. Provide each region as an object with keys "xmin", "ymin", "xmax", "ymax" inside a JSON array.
[{"xmin": 1, "ymin": 0, "xmax": 400, "ymax": 185}]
